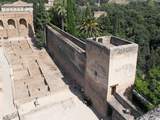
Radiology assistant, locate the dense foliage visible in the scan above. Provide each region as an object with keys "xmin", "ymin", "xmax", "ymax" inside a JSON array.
[
  {"xmin": 99, "ymin": 2, "xmax": 160, "ymax": 72},
  {"xmin": 1, "ymin": 0, "xmax": 160, "ymax": 111},
  {"xmin": 66, "ymin": 0, "xmax": 76, "ymax": 35},
  {"xmin": 97, "ymin": 1, "xmax": 160, "ymax": 110},
  {"xmin": 50, "ymin": 0, "xmax": 160, "ymax": 110},
  {"xmin": 31, "ymin": 0, "xmax": 49, "ymax": 48}
]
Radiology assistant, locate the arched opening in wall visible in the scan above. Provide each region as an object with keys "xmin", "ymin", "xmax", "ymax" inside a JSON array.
[
  {"xmin": 19, "ymin": 18, "xmax": 27, "ymax": 29},
  {"xmin": 0, "ymin": 20, "xmax": 4, "ymax": 29},
  {"xmin": 8, "ymin": 19, "xmax": 16, "ymax": 29}
]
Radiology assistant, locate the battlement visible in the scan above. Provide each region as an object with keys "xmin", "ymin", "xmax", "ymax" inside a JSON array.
[{"xmin": 87, "ymin": 36, "xmax": 133, "ymax": 48}]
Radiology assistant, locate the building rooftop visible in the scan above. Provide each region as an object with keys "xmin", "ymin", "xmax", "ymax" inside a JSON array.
[{"xmin": 2, "ymin": 0, "xmax": 33, "ymax": 7}]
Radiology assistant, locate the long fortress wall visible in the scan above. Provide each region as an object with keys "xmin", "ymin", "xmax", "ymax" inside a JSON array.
[
  {"xmin": 46, "ymin": 24, "xmax": 139, "ymax": 119},
  {"xmin": 46, "ymin": 25, "xmax": 86, "ymax": 87}
]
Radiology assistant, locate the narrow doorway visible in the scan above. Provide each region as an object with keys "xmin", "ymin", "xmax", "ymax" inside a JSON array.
[{"xmin": 111, "ymin": 84, "xmax": 118, "ymax": 95}]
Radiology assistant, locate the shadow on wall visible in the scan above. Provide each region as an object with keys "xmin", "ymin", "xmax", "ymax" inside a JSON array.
[{"xmin": 28, "ymin": 24, "xmax": 34, "ymax": 38}]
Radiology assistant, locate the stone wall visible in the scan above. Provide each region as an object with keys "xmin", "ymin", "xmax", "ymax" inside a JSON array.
[
  {"xmin": 46, "ymin": 25, "xmax": 86, "ymax": 87},
  {"xmin": 0, "ymin": 12, "xmax": 34, "ymax": 39},
  {"xmin": 107, "ymin": 43, "xmax": 138, "ymax": 97},
  {"xmin": 49, "ymin": 24, "xmax": 86, "ymax": 50},
  {"xmin": 46, "ymin": 24, "xmax": 139, "ymax": 119},
  {"xmin": 85, "ymin": 40, "xmax": 110, "ymax": 118}
]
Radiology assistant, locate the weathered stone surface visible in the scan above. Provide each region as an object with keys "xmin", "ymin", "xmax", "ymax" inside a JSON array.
[
  {"xmin": 46, "ymin": 25, "xmax": 139, "ymax": 119},
  {"xmin": 136, "ymin": 106, "xmax": 160, "ymax": 120},
  {"xmin": 46, "ymin": 25, "xmax": 86, "ymax": 87},
  {"xmin": 2, "ymin": 39, "xmax": 68, "ymax": 105}
]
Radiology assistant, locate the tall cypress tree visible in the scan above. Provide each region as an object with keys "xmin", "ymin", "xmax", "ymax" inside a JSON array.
[
  {"xmin": 67, "ymin": 0, "xmax": 76, "ymax": 35},
  {"xmin": 32, "ymin": 0, "xmax": 49, "ymax": 48}
]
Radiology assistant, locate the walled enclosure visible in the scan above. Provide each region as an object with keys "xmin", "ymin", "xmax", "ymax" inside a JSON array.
[{"xmin": 46, "ymin": 25, "xmax": 138, "ymax": 119}]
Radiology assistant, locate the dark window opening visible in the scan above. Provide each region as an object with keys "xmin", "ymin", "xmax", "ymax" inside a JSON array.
[
  {"xmin": 98, "ymin": 38, "xmax": 103, "ymax": 43},
  {"xmin": 19, "ymin": 18, "xmax": 27, "ymax": 28},
  {"xmin": 94, "ymin": 71, "xmax": 98, "ymax": 76},
  {"xmin": 111, "ymin": 84, "xmax": 118, "ymax": 95},
  {"xmin": 8, "ymin": 19, "xmax": 16, "ymax": 29}
]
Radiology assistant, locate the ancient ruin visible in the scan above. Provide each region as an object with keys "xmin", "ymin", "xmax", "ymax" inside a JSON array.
[
  {"xmin": 1, "ymin": 1, "xmax": 159, "ymax": 120},
  {"xmin": 0, "ymin": 1, "xmax": 34, "ymax": 39}
]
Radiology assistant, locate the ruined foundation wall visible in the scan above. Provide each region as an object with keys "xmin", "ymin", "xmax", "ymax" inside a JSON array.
[{"xmin": 46, "ymin": 25, "xmax": 86, "ymax": 87}]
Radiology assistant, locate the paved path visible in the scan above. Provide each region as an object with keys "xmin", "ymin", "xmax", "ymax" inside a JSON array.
[
  {"xmin": 0, "ymin": 39, "xmax": 100, "ymax": 120},
  {"xmin": 0, "ymin": 48, "xmax": 15, "ymax": 117},
  {"xmin": 20, "ymin": 90, "xmax": 99, "ymax": 120}
]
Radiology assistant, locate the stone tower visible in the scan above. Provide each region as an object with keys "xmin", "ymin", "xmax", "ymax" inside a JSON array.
[{"xmin": 85, "ymin": 36, "xmax": 138, "ymax": 118}]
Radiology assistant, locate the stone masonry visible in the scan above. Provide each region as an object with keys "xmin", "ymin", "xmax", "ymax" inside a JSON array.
[
  {"xmin": 0, "ymin": 1, "xmax": 34, "ymax": 39},
  {"xmin": 46, "ymin": 25, "xmax": 140, "ymax": 119},
  {"xmin": 0, "ymin": 1, "xmax": 152, "ymax": 120}
]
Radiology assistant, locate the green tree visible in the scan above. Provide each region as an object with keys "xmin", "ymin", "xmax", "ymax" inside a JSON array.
[
  {"xmin": 54, "ymin": 0, "xmax": 67, "ymax": 30},
  {"xmin": 66, "ymin": 0, "xmax": 76, "ymax": 35},
  {"xmin": 148, "ymin": 67, "xmax": 160, "ymax": 81},
  {"xmin": 32, "ymin": 0, "xmax": 49, "ymax": 48},
  {"xmin": 79, "ymin": 17, "xmax": 101, "ymax": 38},
  {"xmin": 78, "ymin": 3, "xmax": 101, "ymax": 38}
]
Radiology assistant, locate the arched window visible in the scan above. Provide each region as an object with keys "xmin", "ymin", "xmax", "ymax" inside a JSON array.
[
  {"xmin": 0, "ymin": 20, "xmax": 4, "ymax": 29},
  {"xmin": 19, "ymin": 18, "xmax": 27, "ymax": 28},
  {"xmin": 8, "ymin": 19, "xmax": 16, "ymax": 29}
]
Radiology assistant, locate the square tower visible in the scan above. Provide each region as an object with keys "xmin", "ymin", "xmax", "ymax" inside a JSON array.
[{"xmin": 85, "ymin": 36, "xmax": 138, "ymax": 117}]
